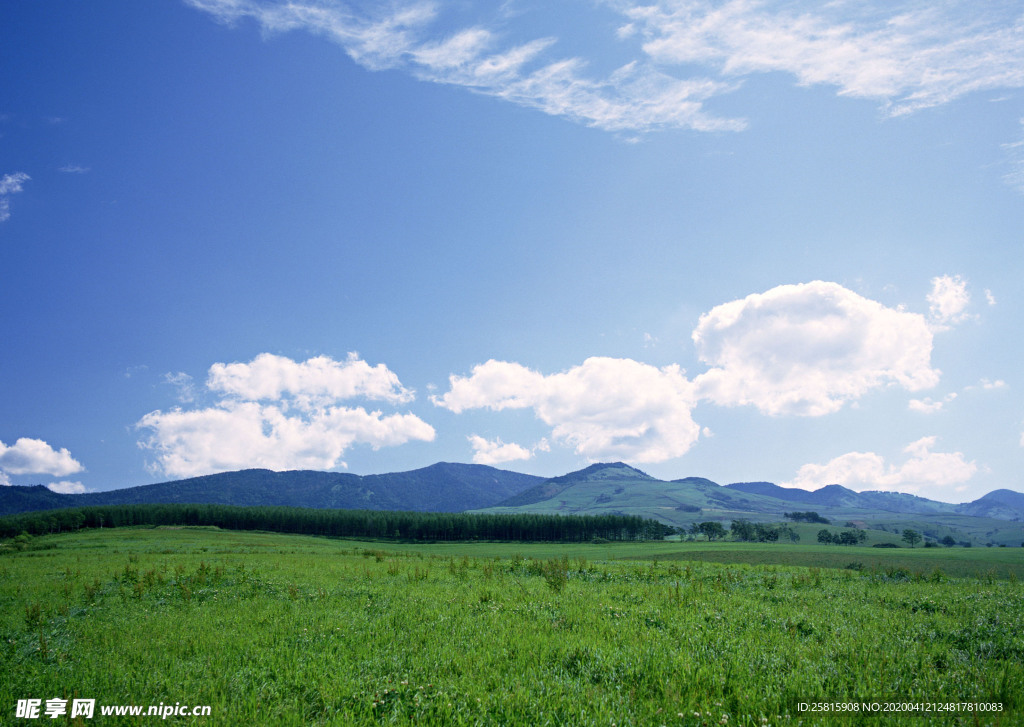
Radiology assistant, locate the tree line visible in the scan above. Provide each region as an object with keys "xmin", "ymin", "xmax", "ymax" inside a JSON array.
[{"xmin": 0, "ymin": 503, "xmax": 673, "ymax": 543}]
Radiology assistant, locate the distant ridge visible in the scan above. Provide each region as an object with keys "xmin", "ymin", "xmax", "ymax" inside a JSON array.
[
  {"xmin": 0, "ymin": 463, "xmax": 545, "ymax": 517},
  {"xmin": 494, "ymin": 462, "xmax": 653, "ymax": 508},
  {"xmin": 3, "ymin": 461, "xmax": 1023, "ymax": 544}
]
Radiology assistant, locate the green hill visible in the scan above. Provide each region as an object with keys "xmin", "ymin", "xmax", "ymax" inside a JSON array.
[{"xmin": 475, "ymin": 463, "xmax": 1024, "ymax": 546}]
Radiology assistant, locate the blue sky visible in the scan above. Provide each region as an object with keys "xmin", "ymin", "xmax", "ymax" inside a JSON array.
[{"xmin": 2, "ymin": 0, "xmax": 1023, "ymax": 502}]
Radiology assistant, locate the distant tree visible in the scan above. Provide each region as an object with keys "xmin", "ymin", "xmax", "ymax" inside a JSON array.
[
  {"xmin": 730, "ymin": 519, "xmax": 755, "ymax": 541},
  {"xmin": 821, "ymin": 529, "xmax": 867, "ymax": 546},
  {"xmin": 902, "ymin": 529, "xmax": 922, "ymax": 548},
  {"xmin": 785, "ymin": 511, "xmax": 830, "ymax": 524},
  {"xmin": 697, "ymin": 521, "xmax": 726, "ymax": 541},
  {"xmin": 940, "ymin": 535, "xmax": 956, "ymax": 548}
]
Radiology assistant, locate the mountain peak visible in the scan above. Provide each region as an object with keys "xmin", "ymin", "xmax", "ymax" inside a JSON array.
[{"xmin": 554, "ymin": 462, "xmax": 654, "ymax": 482}]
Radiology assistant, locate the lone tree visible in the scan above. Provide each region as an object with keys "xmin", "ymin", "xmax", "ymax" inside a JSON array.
[{"xmin": 902, "ymin": 529, "xmax": 922, "ymax": 548}]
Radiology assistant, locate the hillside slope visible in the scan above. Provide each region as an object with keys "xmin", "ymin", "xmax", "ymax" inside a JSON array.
[{"xmin": 0, "ymin": 463, "xmax": 545, "ymax": 517}]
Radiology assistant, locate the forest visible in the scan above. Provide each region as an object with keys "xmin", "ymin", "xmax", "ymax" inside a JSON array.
[{"xmin": 0, "ymin": 503, "xmax": 673, "ymax": 543}]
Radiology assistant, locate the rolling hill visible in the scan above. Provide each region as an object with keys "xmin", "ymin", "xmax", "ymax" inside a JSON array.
[
  {"xmin": 0, "ymin": 463, "xmax": 544, "ymax": 517},
  {"xmin": 474, "ymin": 462, "xmax": 1024, "ymax": 546},
  {"xmin": 3, "ymin": 460, "xmax": 1023, "ymax": 545}
]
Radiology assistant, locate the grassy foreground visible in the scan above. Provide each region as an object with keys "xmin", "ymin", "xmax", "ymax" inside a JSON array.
[{"xmin": 2, "ymin": 527, "xmax": 1022, "ymax": 726}]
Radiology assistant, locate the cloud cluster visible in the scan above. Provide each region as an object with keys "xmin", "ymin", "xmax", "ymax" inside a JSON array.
[
  {"xmin": 784, "ymin": 436, "xmax": 977, "ymax": 493},
  {"xmin": 187, "ymin": 1, "xmax": 1024, "ymax": 133},
  {"xmin": 433, "ymin": 278, "xmax": 982, "ymax": 490},
  {"xmin": 0, "ymin": 172, "xmax": 29, "ymax": 222},
  {"xmin": 435, "ymin": 357, "xmax": 700, "ymax": 463},
  {"xmin": 0, "ymin": 437, "xmax": 84, "ymax": 479},
  {"xmin": 137, "ymin": 353, "xmax": 434, "ymax": 478},
  {"xmin": 693, "ymin": 281, "xmax": 938, "ymax": 416}
]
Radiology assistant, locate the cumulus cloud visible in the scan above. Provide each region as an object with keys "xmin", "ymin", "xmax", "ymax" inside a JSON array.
[
  {"xmin": 47, "ymin": 481, "xmax": 88, "ymax": 494},
  {"xmin": 0, "ymin": 172, "xmax": 29, "ymax": 222},
  {"xmin": 434, "ymin": 357, "xmax": 700, "ymax": 463},
  {"xmin": 927, "ymin": 274, "xmax": 971, "ymax": 327},
  {"xmin": 692, "ymin": 281, "xmax": 939, "ymax": 416},
  {"xmin": 137, "ymin": 353, "xmax": 434, "ymax": 478},
  {"xmin": 0, "ymin": 438, "xmax": 84, "ymax": 478},
  {"xmin": 467, "ymin": 435, "xmax": 534, "ymax": 466},
  {"xmin": 207, "ymin": 352, "xmax": 414, "ymax": 405},
  {"xmin": 908, "ymin": 392, "xmax": 956, "ymax": 413},
  {"xmin": 785, "ymin": 436, "xmax": 977, "ymax": 493},
  {"xmin": 434, "ymin": 279, "xmax": 952, "ymax": 464}
]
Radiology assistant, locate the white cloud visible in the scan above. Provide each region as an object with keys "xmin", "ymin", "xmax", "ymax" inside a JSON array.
[
  {"xmin": 908, "ymin": 392, "xmax": 956, "ymax": 413},
  {"xmin": 467, "ymin": 435, "xmax": 534, "ymax": 466},
  {"xmin": 188, "ymin": 1, "xmax": 1024, "ymax": 135},
  {"xmin": 1004, "ymin": 119, "xmax": 1024, "ymax": 194},
  {"xmin": 620, "ymin": 1, "xmax": 1024, "ymax": 116},
  {"xmin": 58, "ymin": 164, "xmax": 90, "ymax": 174},
  {"xmin": 434, "ymin": 357, "xmax": 700, "ymax": 463},
  {"xmin": 692, "ymin": 281, "xmax": 939, "ymax": 416},
  {"xmin": 980, "ymin": 378, "xmax": 1007, "ymax": 390},
  {"xmin": 0, "ymin": 438, "xmax": 84, "ymax": 477},
  {"xmin": 927, "ymin": 274, "xmax": 971, "ymax": 327},
  {"xmin": 137, "ymin": 353, "xmax": 434, "ymax": 478},
  {"xmin": 785, "ymin": 436, "xmax": 977, "ymax": 493},
  {"xmin": 47, "ymin": 481, "xmax": 87, "ymax": 494},
  {"xmin": 207, "ymin": 352, "xmax": 414, "ymax": 406},
  {"xmin": 186, "ymin": 0, "xmax": 743, "ymax": 133},
  {"xmin": 0, "ymin": 172, "xmax": 29, "ymax": 222},
  {"xmin": 985, "ymin": 289, "xmax": 997, "ymax": 306},
  {"xmin": 164, "ymin": 371, "xmax": 197, "ymax": 403}
]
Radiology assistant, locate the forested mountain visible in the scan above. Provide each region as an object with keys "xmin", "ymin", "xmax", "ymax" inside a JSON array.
[
  {"xmin": 0, "ymin": 463, "xmax": 543, "ymax": 517},
  {"xmin": 3, "ymin": 460, "xmax": 1022, "ymax": 545}
]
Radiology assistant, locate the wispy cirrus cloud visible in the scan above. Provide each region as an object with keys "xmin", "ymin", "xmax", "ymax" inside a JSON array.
[
  {"xmin": 186, "ymin": 1, "xmax": 1024, "ymax": 134},
  {"xmin": 137, "ymin": 353, "xmax": 434, "ymax": 478},
  {"xmin": 0, "ymin": 172, "xmax": 29, "ymax": 222},
  {"xmin": 617, "ymin": 0, "xmax": 1024, "ymax": 116},
  {"xmin": 185, "ymin": 0, "xmax": 744, "ymax": 132}
]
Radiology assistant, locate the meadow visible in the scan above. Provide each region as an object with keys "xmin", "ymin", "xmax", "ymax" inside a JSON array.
[{"xmin": 2, "ymin": 527, "xmax": 1022, "ymax": 726}]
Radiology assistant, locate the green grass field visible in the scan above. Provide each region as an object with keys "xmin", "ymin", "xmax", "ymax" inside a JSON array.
[{"xmin": 2, "ymin": 527, "xmax": 1022, "ymax": 725}]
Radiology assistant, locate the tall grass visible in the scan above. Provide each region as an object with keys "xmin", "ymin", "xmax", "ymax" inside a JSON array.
[{"xmin": 1, "ymin": 527, "xmax": 1021, "ymax": 725}]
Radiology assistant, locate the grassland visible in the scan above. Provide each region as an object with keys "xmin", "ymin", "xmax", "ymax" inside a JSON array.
[{"xmin": 2, "ymin": 527, "xmax": 1022, "ymax": 725}]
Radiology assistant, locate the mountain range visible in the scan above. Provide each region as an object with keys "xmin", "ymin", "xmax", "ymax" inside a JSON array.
[{"xmin": 3, "ymin": 461, "xmax": 1023, "ymax": 545}]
